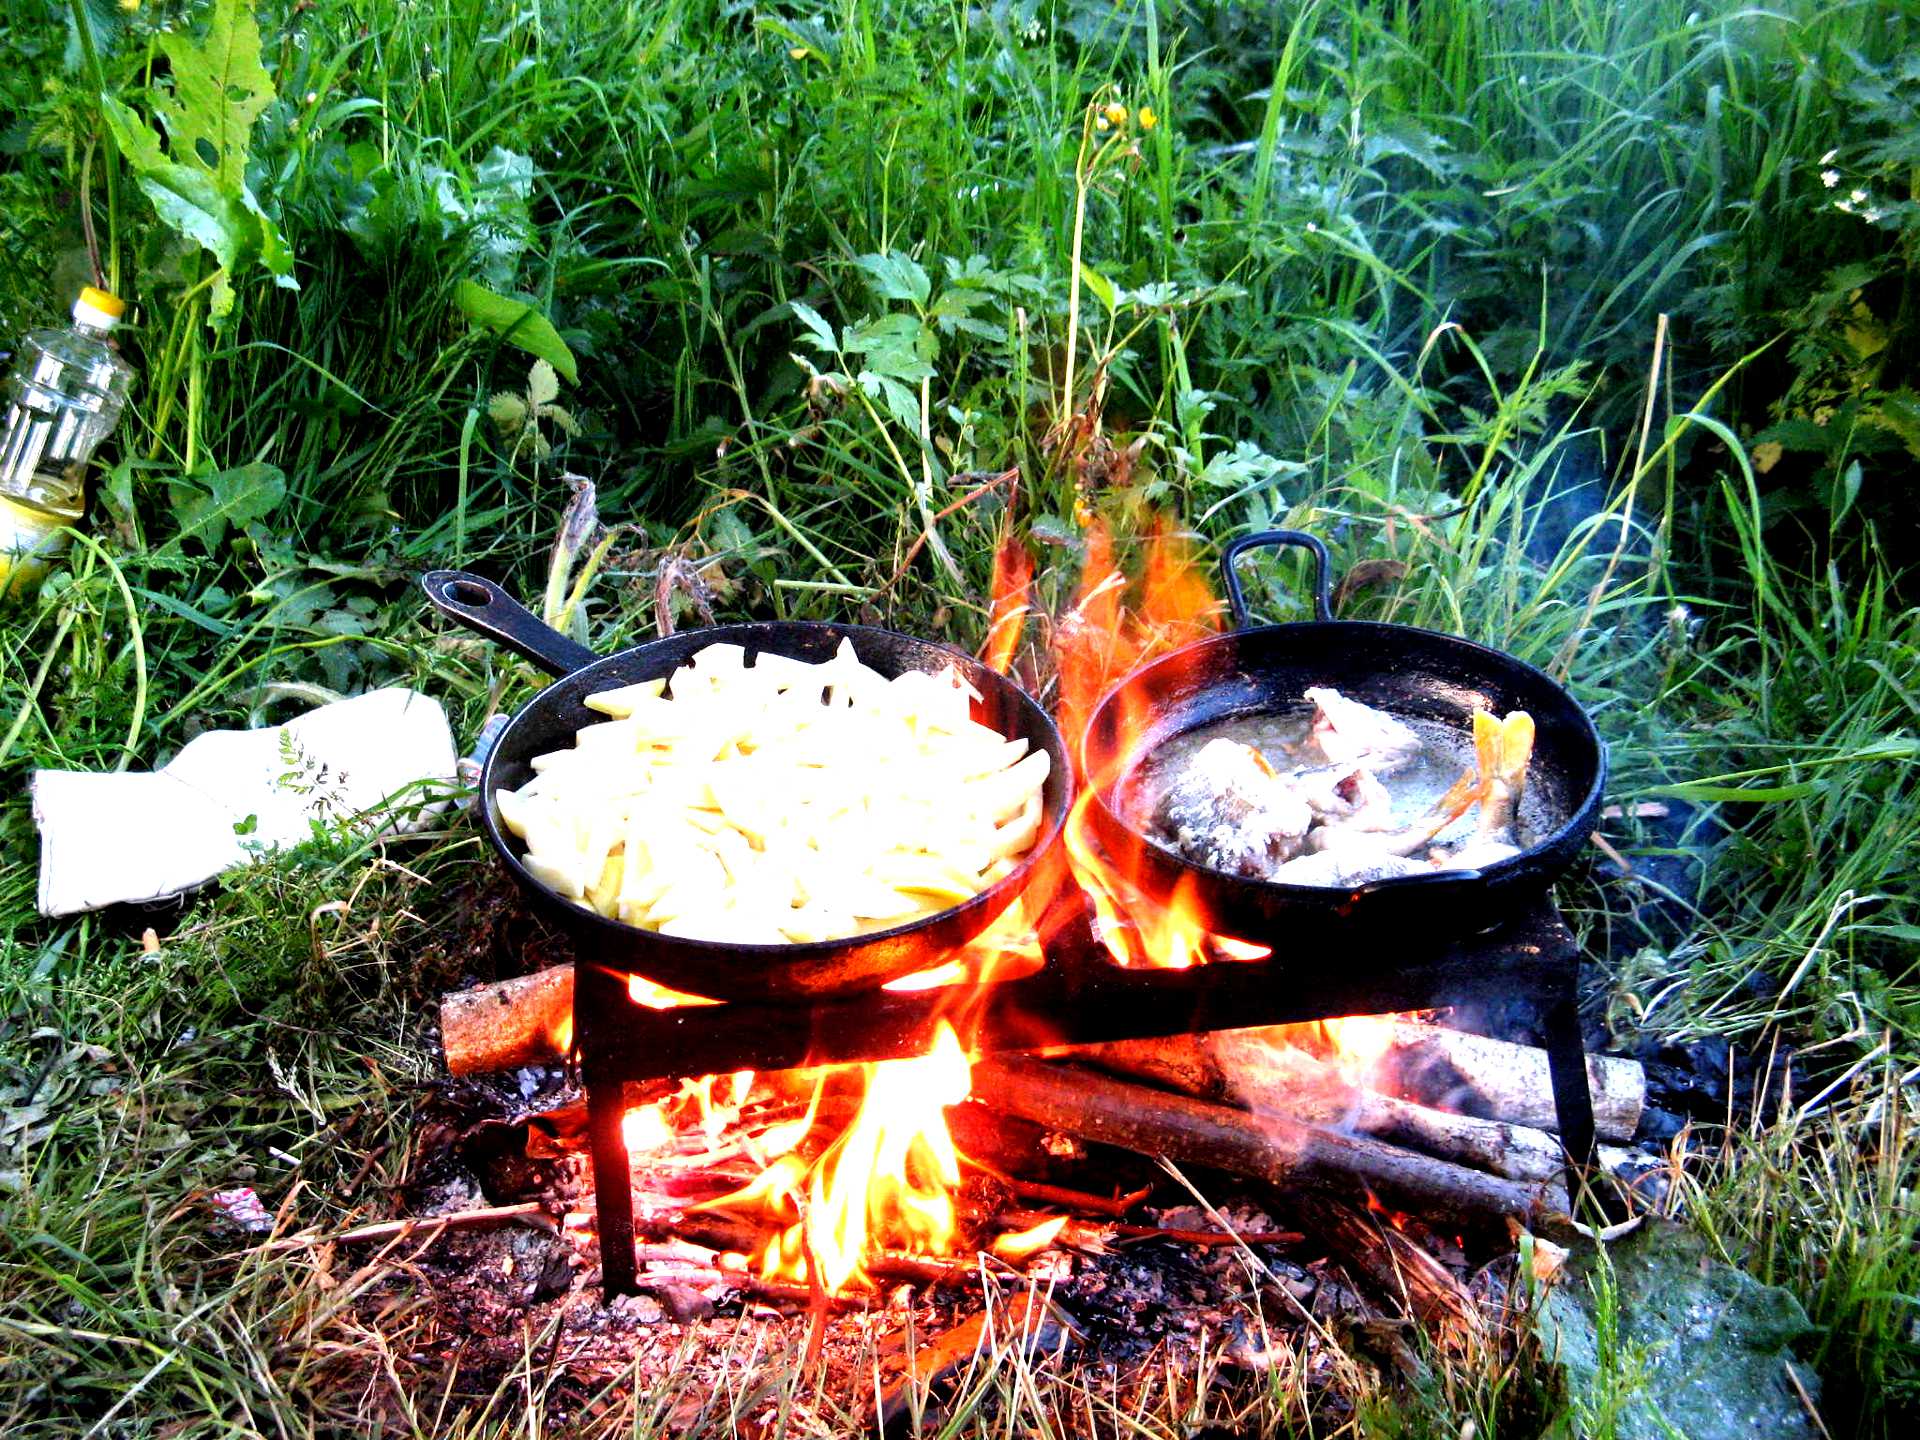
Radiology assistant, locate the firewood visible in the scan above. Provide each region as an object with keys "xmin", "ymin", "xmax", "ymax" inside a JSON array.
[
  {"xmin": 440, "ymin": 964, "xmax": 574, "ymax": 1075},
  {"xmin": 999, "ymin": 1178, "xmax": 1152, "ymax": 1217},
  {"xmin": 973, "ymin": 1058, "xmax": 1568, "ymax": 1229},
  {"xmin": 1295, "ymin": 1194, "xmax": 1481, "ymax": 1341},
  {"xmin": 993, "ymin": 1209, "xmax": 1304, "ymax": 1249},
  {"xmin": 1078, "ymin": 1034, "xmax": 1641, "ymax": 1183},
  {"xmin": 252, "ymin": 1200, "xmax": 582, "ymax": 1252},
  {"xmin": 1382, "ymin": 1022, "xmax": 1644, "ymax": 1142}
]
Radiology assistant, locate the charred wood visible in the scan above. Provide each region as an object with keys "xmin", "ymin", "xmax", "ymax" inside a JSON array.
[
  {"xmin": 972, "ymin": 1058, "xmax": 1568, "ymax": 1229},
  {"xmin": 1383, "ymin": 1022, "xmax": 1644, "ymax": 1142},
  {"xmin": 876, "ymin": 1290, "xmax": 1075, "ymax": 1434},
  {"xmin": 1295, "ymin": 1195, "xmax": 1480, "ymax": 1340},
  {"xmin": 1078, "ymin": 1033, "xmax": 1642, "ymax": 1183}
]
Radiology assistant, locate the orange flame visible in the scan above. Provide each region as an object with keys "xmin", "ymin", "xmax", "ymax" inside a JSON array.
[
  {"xmin": 729, "ymin": 1021, "xmax": 973, "ymax": 1292},
  {"xmin": 980, "ymin": 530, "xmax": 1035, "ymax": 676},
  {"xmin": 1045, "ymin": 514, "xmax": 1248, "ymax": 969}
]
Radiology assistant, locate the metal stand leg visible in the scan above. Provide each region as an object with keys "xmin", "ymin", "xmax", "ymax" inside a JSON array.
[
  {"xmin": 1541, "ymin": 989, "xmax": 1596, "ymax": 1180},
  {"xmin": 587, "ymin": 1076, "xmax": 637, "ymax": 1298}
]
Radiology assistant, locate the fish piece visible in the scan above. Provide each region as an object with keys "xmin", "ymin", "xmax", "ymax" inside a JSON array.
[
  {"xmin": 1433, "ymin": 838, "xmax": 1521, "ymax": 871},
  {"xmin": 1285, "ymin": 761, "xmax": 1395, "ymax": 829},
  {"xmin": 1155, "ymin": 738, "xmax": 1314, "ymax": 878},
  {"xmin": 1471, "ymin": 710, "xmax": 1535, "ymax": 842},
  {"xmin": 1302, "ymin": 687, "xmax": 1423, "ymax": 773},
  {"xmin": 1269, "ymin": 846, "xmax": 1431, "ymax": 888}
]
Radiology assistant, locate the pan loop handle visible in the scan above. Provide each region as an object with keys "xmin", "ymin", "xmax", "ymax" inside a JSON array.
[
  {"xmin": 1220, "ymin": 530, "xmax": 1334, "ymax": 629},
  {"xmin": 421, "ymin": 570, "xmax": 601, "ymax": 678}
]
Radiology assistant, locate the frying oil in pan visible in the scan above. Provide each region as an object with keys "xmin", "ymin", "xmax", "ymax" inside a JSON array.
[{"xmin": 1122, "ymin": 706, "xmax": 1560, "ymax": 851}]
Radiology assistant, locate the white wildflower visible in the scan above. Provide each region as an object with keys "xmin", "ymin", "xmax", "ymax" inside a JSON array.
[
  {"xmin": 1865, "ymin": 209, "xmax": 1883, "ymax": 223},
  {"xmin": 1850, "ymin": 188, "xmax": 1868, "ymax": 204},
  {"xmin": 1836, "ymin": 199, "xmax": 1854, "ymax": 213},
  {"xmin": 1821, "ymin": 168, "xmax": 1841, "ymax": 188},
  {"xmin": 1820, "ymin": 148, "xmax": 1839, "ymax": 164}
]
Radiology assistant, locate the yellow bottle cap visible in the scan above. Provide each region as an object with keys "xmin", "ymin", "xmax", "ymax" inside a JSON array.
[{"xmin": 78, "ymin": 286, "xmax": 127, "ymax": 318}]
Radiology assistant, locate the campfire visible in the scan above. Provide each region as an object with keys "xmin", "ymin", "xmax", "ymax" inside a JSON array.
[
  {"xmin": 384, "ymin": 517, "xmax": 1666, "ymax": 1423},
  {"xmin": 422, "ymin": 522, "xmax": 1652, "ymax": 1312}
]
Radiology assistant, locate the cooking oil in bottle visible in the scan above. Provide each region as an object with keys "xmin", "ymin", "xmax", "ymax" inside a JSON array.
[{"xmin": 0, "ymin": 287, "xmax": 135, "ymax": 599}]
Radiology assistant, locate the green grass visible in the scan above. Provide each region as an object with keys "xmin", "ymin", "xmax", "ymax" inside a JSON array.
[{"xmin": 2, "ymin": 0, "xmax": 1918, "ymax": 1433}]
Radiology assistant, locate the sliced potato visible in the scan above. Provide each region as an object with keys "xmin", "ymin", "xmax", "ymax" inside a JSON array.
[{"xmin": 498, "ymin": 638, "xmax": 1050, "ymax": 944}]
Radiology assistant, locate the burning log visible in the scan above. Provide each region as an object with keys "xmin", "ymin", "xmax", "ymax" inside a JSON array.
[
  {"xmin": 1295, "ymin": 1195, "xmax": 1480, "ymax": 1341},
  {"xmin": 441, "ymin": 964, "xmax": 574, "ymax": 1075},
  {"xmin": 1078, "ymin": 1033, "xmax": 1642, "ymax": 1183},
  {"xmin": 1382, "ymin": 1022, "xmax": 1644, "ymax": 1142},
  {"xmin": 973, "ymin": 1058, "xmax": 1568, "ymax": 1230}
]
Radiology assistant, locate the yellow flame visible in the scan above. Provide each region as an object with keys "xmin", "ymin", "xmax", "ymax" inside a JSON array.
[
  {"xmin": 991, "ymin": 1214, "xmax": 1069, "ymax": 1263},
  {"xmin": 628, "ymin": 973, "xmax": 720, "ymax": 1009},
  {"xmin": 798, "ymin": 1022, "xmax": 972, "ymax": 1292},
  {"xmin": 621, "ymin": 1103, "xmax": 674, "ymax": 1155},
  {"xmin": 1322, "ymin": 1014, "xmax": 1398, "ymax": 1084}
]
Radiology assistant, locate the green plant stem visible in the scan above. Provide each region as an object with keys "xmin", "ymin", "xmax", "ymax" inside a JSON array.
[
  {"xmin": 67, "ymin": 0, "xmax": 122, "ymax": 295},
  {"xmin": 0, "ymin": 613, "xmax": 77, "ymax": 770}
]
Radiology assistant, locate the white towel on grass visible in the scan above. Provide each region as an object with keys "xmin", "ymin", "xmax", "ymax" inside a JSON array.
[{"xmin": 31, "ymin": 687, "xmax": 458, "ymax": 917}]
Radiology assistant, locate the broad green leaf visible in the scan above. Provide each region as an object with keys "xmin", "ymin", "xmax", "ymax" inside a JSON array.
[
  {"xmin": 170, "ymin": 462, "xmax": 287, "ymax": 550},
  {"xmin": 1077, "ymin": 264, "xmax": 1118, "ymax": 314},
  {"xmin": 102, "ymin": 99, "xmax": 250, "ymax": 271},
  {"xmin": 452, "ymin": 281, "xmax": 578, "ymax": 383},
  {"xmin": 844, "ymin": 313, "xmax": 936, "ymax": 382},
  {"xmin": 855, "ymin": 251, "xmax": 931, "ymax": 307},
  {"xmin": 97, "ymin": 0, "xmax": 295, "ymax": 322},
  {"xmin": 859, "ymin": 372, "xmax": 923, "ymax": 432},
  {"xmin": 787, "ymin": 300, "xmax": 839, "ymax": 354},
  {"xmin": 153, "ymin": 0, "xmax": 273, "ymax": 193}
]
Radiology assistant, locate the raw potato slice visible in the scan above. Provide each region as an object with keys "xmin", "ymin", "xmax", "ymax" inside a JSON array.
[
  {"xmin": 497, "ymin": 640, "xmax": 1051, "ymax": 945},
  {"xmin": 584, "ymin": 678, "xmax": 667, "ymax": 717}
]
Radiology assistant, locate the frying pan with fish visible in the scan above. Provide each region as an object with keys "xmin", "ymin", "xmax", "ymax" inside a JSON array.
[
  {"xmin": 1079, "ymin": 531, "xmax": 1605, "ymax": 943},
  {"xmin": 422, "ymin": 571, "xmax": 1071, "ymax": 1002}
]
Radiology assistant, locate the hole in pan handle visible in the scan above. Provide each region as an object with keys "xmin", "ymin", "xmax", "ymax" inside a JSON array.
[
  {"xmin": 1220, "ymin": 529, "xmax": 1334, "ymax": 629},
  {"xmin": 420, "ymin": 569, "xmax": 601, "ymax": 678}
]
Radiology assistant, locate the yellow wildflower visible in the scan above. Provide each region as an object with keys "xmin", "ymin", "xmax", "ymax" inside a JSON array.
[
  {"xmin": 789, "ymin": 46, "xmax": 809, "ymax": 59},
  {"xmin": 1104, "ymin": 102, "xmax": 1128, "ymax": 126},
  {"xmin": 118, "ymin": 0, "xmax": 139, "ymax": 10},
  {"xmin": 1138, "ymin": 106, "xmax": 1158, "ymax": 131}
]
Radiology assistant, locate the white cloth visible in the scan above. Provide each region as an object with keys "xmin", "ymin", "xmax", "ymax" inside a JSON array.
[{"xmin": 32, "ymin": 687, "xmax": 458, "ymax": 916}]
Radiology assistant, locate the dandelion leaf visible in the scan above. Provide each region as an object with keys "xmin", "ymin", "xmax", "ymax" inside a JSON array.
[
  {"xmin": 153, "ymin": 0, "xmax": 274, "ymax": 193},
  {"xmin": 100, "ymin": 0, "xmax": 294, "ymax": 320}
]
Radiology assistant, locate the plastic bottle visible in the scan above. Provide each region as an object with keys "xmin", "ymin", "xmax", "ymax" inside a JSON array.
[{"xmin": 0, "ymin": 287, "xmax": 135, "ymax": 599}]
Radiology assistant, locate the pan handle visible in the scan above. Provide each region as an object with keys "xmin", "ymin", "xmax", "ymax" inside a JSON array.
[
  {"xmin": 1220, "ymin": 529, "xmax": 1334, "ymax": 628},
  {"xmin": 420, "ymin": 570, "xmax": 600, "ymax": 678}
]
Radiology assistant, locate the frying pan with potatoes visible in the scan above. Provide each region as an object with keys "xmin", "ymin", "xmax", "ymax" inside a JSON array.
[{"xmin": 422, "ymin": 571, "xmax": 1071, "ymax": 1002}]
